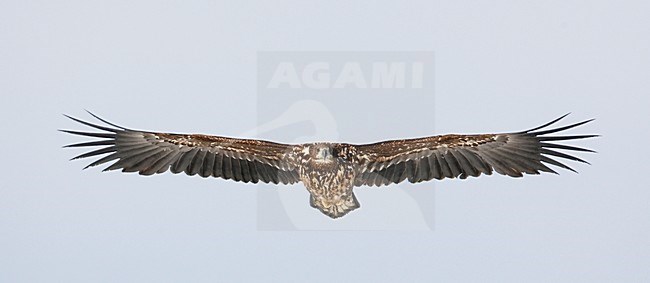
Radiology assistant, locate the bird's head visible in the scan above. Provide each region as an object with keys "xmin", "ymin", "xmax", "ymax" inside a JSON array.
[
  {"xmin": 314, "ymin": 145, "xmax": 333, "ymax": 161},
  {"xmin": 307, "ymin": 144, "xmax": 339, "ymax": 166},
  {"xmin": 305, "ymin": 143, "xmax": 354, "ymax": 164}
]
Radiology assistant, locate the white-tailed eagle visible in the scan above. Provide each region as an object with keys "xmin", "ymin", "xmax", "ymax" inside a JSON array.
[{"xmin": 62, "ymin": 112, "xmax": 596, "ymax": 218}]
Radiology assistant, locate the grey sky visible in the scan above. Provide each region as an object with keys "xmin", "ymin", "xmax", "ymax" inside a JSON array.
[{"xmin": 1, "ymin": 0, "xmax": 649, "ymax": 282}]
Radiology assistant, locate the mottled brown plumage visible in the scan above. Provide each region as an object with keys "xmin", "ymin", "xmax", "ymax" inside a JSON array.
[{"xmin": 62, "ymin": 112, "xmax": 596, "ymax": 218}]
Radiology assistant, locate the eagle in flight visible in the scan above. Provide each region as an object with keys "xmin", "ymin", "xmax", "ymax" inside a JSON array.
[{"xmin": 62, "ymin": 112, "xmax": 596, "ymax": 219}]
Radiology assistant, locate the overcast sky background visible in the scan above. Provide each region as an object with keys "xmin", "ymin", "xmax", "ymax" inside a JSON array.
[{"xmin": 2, "ymin": 0, "xmax": 649, "ymax": 282}]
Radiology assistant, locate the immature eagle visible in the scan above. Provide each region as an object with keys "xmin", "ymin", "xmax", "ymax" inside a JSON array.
[{"xmin": 62, "ymin": 112, "xmax": 596, "ymax": 218}]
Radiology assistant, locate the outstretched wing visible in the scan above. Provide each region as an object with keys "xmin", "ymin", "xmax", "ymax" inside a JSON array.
[
  {"xmin": 353, "ymin": 114, "xmax": 597, "ymax": 187},
  {"xmin": 62, "ymin": 112, "xmax": 300, "ymax": 184}
]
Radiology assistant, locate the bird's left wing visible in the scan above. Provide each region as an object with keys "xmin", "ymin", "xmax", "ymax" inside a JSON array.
[
  {"xmin": 62, "ymin": 112, "xmax": 301, "ymax": 185},
  {"xmin": 352, "ymin": 115, "xmax": 597, "ymax": 187}
]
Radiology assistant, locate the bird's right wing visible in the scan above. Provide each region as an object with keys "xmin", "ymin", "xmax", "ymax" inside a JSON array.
[{"xmin": 62, "ymin": 112, "xmax": 301, "ymax": 185}]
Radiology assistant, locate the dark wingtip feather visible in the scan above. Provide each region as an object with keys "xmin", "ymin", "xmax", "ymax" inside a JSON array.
[
  {"xmin": 59, "ymin": 129, "xmax": 115, "ymax": 139},
  {"xmin": 538, "ymin": 134, "xmax": 600, "ymax": 142},
  {"xmin": 531, "ymin": 119, "xmax": 595, "ymax": 136},
  {"xmin": 84, "ymin": 110, "xmax": 129, "ymax": 130},
  {"xmin": 520, "ymin": 113, "xmax": 571, "ymax": 133},
  {"xmin": 63, "ymin": 140, "xmax": 115, "ymax": 148},
  {"xmin": 540, "ymin": 143, "xmax": 597, "ymax": 153},
  {"xmin": 541, "ymin": 148, "xmax": 591, "ymax": 165},
  {"xmin": 70, "ymin": 147, "xmax": 116, "ymax": 161},
  {"xmin": 63, "ymin": 114, "xmax": 120, "ymax": 133},
  {"xmin": 540, "ymin": 156, "xmax": 578, "ymax": 173}
]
